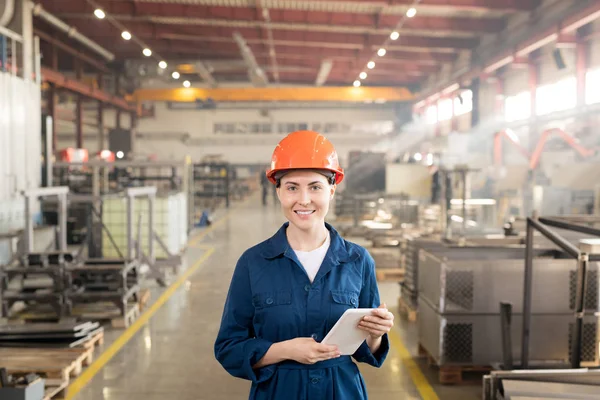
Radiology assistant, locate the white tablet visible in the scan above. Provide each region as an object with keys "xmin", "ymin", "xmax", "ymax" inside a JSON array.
[{"xmin": 322, "ymin": 308, "xmax": 375, "ymax": 355}]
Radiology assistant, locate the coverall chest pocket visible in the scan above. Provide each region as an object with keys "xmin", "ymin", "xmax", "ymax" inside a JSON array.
[
  {"xmin": 330, "ymin": 290, "xmax": 359, "ymax": 322},
  {"xmin": 252, "ymin": 290, "xmax": 292, "ymax": 316}
]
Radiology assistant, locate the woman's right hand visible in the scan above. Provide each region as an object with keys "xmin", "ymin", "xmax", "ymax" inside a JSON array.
[{"xmin": 283, "ymin": 338, "xmax": 340, "ymax": 364}]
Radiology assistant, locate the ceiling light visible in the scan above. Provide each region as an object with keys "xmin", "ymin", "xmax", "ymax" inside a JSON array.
[
  {"xmin": 390, "ymin": 31, "xmax": 399, "ymax": 40},
  {"xmin": 359, "ymin": 72, "xmax": 367, "ymax": 79},
  {"xmin": 94, "ymin": 9, "xmax": 105, "ymax": 19},
  {"xmin": 406, "ymin": 7, "xmax": 417, "ymax": 18},
  {"xmin": 143, "ymin": 48, "xmax": 152, "ymax": 57},
  {"xmin": 353, "ymin": 80, "xmax": 361, "ymax": 87},
  {"xmin": 172, "ymin": 71, "xmax": 180, "ymax": 79},
  {"xmin": 158, "ymin": 61, "xmax": 167, "ymax": 69},
  {"xmin": 116, "ymin": 151, "xmax": 124, "ymax": 159},
  {"xmin": 367, "ymin": 61, "xmax": 375, "ymax": 69},
  {"xmin": 183, "ymin": 80, "xmax": 191, "ymax": 88},
  {"xmin": 377, "ymin": 48, "xmax": 386, "ymax": 57},
  {"xmin": 121, "ymin": 31, "xmax": 132, "ymax": 40}
]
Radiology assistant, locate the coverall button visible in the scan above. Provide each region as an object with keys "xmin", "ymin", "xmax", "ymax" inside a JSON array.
[
  {"xmin": 304, "ymin": 284, "xmax": 310, "ymax": 292},
  {"xmin": 350, "ymin": 298, "xmax": 356, "ymax": 306},
  {"xmin": 311, "ymin": 333, "xmax": 318, "ymax": 340},
  {"xmin": 311, "ymin": 378, "xmax": 319, "ymax": 384},
  {"xmin": 265, "ymin": 297, "xmax": 274, "ymax": 305}
]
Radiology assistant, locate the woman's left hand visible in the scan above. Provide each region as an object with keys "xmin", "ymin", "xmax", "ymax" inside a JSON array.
[{"xmin": 358, "ymin": 303, "xmax": 394, "ymax": 339}]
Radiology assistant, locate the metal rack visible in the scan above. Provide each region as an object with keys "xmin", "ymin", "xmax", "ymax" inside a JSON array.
[
  {"xmin": 51, "ymin": 160, "xmax": 194, "ymax": 233},
  {"xmin": 193, "ymin": 162, "xmax": 231, "ymax": 209},
  {"xmin": 0, "ymin": 186, "xmax": 176, "ymax": 320},
  {"xmin": 520, "ymin": 216, "xmax": 600, "ymax": 369}
]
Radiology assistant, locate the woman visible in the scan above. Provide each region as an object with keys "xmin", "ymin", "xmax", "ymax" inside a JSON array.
[{"xmin": 214, "ymin": 130, "xmax": 394, "ymax": 399}]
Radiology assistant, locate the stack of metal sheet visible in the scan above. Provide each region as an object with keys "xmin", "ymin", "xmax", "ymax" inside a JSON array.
[
  {"xmin": 418, "ymin": 246, "xmax": 600, "ymax": 367},
  {"xmin": 0, "ymin": 322, "xmax": 103, "ymax": 348},
  {"xmin": 483, "ymin": 369, "xmax": 600, "ymax": 400}
]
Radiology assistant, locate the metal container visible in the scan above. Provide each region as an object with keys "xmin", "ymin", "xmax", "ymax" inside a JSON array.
[
  {"xmin": 418, "ymin": 247, "xmax": 599, "ymax": 314},
  {"xmin": 404, "ymin": 237, "xmax": 447, "ymax": 292},
  {"xmin": 419, "ymin": 297, "xmax": 599, "ymax": 367}
]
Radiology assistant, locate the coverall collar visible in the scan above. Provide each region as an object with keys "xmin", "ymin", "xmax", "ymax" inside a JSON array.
[{"xmin": 260, "ymin": 222, "xmax": 353, "ymax": 265}]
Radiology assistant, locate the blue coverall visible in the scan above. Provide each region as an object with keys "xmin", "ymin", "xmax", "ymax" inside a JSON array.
[{"xmin": 214, "ymin": 222, "xmax": 390, "ymax": 399}]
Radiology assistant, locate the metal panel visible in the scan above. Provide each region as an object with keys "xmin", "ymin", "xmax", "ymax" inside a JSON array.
[
  {"xmin": 418, "ymin": 247, "xmax": 600, "ymax": 314},
  {"xmin": 418, "ymin": 297, "xmax": 599, "ymax": 367}
]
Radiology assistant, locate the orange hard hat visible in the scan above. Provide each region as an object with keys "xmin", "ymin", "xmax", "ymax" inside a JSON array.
[{"xmin": 266, "ymin": 130, "xmax": 344, "ymax": 185}]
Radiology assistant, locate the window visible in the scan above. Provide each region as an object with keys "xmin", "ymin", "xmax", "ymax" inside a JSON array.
[
  {"xmin": 454, "ymin": 90, "xmax": 473, "ymax": 116},
  {"xmin": 536, "ymin": 76, "xmax": 576, "ymax": 115},
  {"xmin": 505, "ymin": 91, "xmax": 531, "ymax": 122},
  {"xmin": 425, "ymin": 105, "xmax": 438, "ymax": 125},
  {"xmin": 586, "ymin": 68, "xmax": 600, "ymax": 105},
  {"xmin": 437, "ymin": 98, "xmax": 453, "ymax": 121}
]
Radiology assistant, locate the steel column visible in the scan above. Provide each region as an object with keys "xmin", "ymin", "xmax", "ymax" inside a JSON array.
[
  {"xmin": 521, "ymin": 219, "xmax": 534, "ymax": 368},
  {"xmin": 48, "ymin": 84, "xmax": 57, "ymax": 152},
  {"xmin": 75, "ymin": 59, "xmax": 83, "ymax": 148},
  {"xmin": 576, "ymin": 37, "xmax": 587, "ymax": 107},
  {"xmin": 528, "ymin": 59, "xmax": 538, "ymax": 124},
  {"xmin": 23, "ymin": 196, "xmax": 33, "ymax": 255},
  {"xmin": 116, "ymin": 74, "xmax": 122, "ymax": 129},
  {"xmin": 97, "ymin": 73, "xmax": 104, "ymax": 150}
]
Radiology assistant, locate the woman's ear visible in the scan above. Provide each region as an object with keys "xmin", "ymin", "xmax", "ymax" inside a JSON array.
[{"xmin": 330, "ymin": 184, "xmax": 336, "ymax": 200}]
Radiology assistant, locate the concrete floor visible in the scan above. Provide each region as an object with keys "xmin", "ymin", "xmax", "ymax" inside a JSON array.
[{"xmin": 74, "ymin": 196, "xmax": 482, "ymax": 400}]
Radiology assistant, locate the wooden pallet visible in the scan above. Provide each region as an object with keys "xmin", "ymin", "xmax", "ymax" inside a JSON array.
[
  {"xmin": 75, "ymin": 303, "xmax": 140, "ymax": 329},
  {"xmin": 397, "ymin": 296, "xmax": 417, "ymax": 322},
  {"xmin": 82, "ymin": 329, "xmax": 105, "ymax": 350},
  {"xmin": 418, "ymin": 343, "xmax": 491, "ymax": 385},
  {"xmin": 375, "ymin": 268, "xmax": 405, "ymax": 282}
]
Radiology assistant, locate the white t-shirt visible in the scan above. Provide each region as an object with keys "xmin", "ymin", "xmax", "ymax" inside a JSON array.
[{"xmin": 293, "ymin": 233, "xmax": 331, "ymax": 283}]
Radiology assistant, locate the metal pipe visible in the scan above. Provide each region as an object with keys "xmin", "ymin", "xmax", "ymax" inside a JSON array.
[
  {"xmin": 539, "ymin": 217, "xmax": 600, "ymax": 238},
  {"xmin": 461, "ymin": 170, "xmax": 467, "ymax": 236},
  {"xmin": 521, "ymin": 219, "xmax": 534, "ymax": 368},
  {"xmin": 500, "ymin": 302, "xmax": 513, "ymax": 370},
  {"xmin": 58, "ymin": 193, "xmax": 67, "ymax": 252},
  {"xmin": 528, "ymin": 217, "xmax": 580, "ymax": 258},
  {"xmin": 30, "ymin": 3, "xmax": 114, "ymax": 61},
  {"xmin": 0, "ymin": 0, "xmax": 14, "ymax": 27},
  {"xmin": 0, "ymin": 34, "xmax": 6, "ymax": 72},
  {"xmin": 148, "ymin": 195, "xmax": 154, "ymax": 262},
  {"xmin": 571, "ymin": 253, "xmax": 589, "ymax": 369},
  {"xmin": 127, "ymin": 195, "xmax": 133, "ymax": 260}
]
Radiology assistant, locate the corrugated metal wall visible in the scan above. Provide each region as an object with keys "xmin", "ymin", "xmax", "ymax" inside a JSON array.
[{"xmin": 0, "ymin": 71, "xmax": 41, "ymax": 262}]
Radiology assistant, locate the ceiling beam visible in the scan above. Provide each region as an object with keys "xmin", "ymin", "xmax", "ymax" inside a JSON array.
[
  {"xmin": 96, "ymin": 26, "xmax": 477, "ymax": 51},
  {"xmin": 42, "ymin": 67, "xmax": 137, "ymax": 112},
  {"xmin": 58, "ymin": 0, "xmax": 536, "ymax": 14},
  {"xmin": 55, "ymin": 13, "xmax": 503, "ymax": 36},
  {"xmin": 128, "ymin": 86, "xmax": 415, "ymax": 103},
  {"xmin": 35, "ymin": 29, "xmax": 110, "ymax": 73}
]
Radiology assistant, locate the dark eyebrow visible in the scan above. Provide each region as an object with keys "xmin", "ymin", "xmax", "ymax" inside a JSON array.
[{"xmin": 284, "ymin": 181, "xmax": 324, "ymax": 186}]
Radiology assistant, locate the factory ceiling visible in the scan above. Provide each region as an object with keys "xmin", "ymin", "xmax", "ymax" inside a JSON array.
[{"xmin": 35, "ymin": 0, "xmax": 540, "ymax": 90}]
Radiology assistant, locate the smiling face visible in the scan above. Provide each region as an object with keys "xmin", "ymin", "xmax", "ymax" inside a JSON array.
[{"xmin": 276, "ymin": 170, "xmax": 336, "ymax": 233}]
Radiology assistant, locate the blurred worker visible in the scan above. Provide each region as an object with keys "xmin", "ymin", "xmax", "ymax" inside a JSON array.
[
  {"xmin": 215, "ymin": 130, "xmax": 393, "ymax": 399},
  {"xmin": 260, "ymin": 168, "xmax": 269, "ymax": 206}
]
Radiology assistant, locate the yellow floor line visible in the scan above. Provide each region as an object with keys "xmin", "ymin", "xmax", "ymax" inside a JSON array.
[
  {"xmin": 65, "ymin": 246, "xmax": 216, "ymax": 400},
  {"xmin": 388, "ymin": 324, "xmax": 440, "ymax": 400}
]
